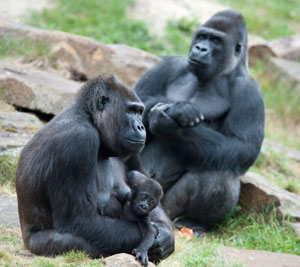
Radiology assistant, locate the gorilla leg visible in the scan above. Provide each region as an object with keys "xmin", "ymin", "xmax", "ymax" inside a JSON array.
[
  {"xmin": 162, "ymin": 171, "xmax": 240, "ymax": 233},
  {"xmin": 27, "ymin": 230, "xmax": 98, "ymax": 257}
]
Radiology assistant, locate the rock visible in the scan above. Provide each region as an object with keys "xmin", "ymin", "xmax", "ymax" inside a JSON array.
[
  {"xmin": 249, "ymin": 34, "xmax": 300, "ymax": 62},
  {"xmin": 288, "ymin": 222, "xmax": 300, "ymax": 239},
  {"xmin": 222, "ymin": 246, "xmax": 300, "ymax": 267},
  {"xmin": 0, "ymin": 110, "xmax": 44, "ymax": 156},
  {"xmin": 263, "ymin": 139, "xmax": 300, "ymax": 163},
  {"xmin": 0, "ymin": 19, "xmax": 159, "ymax": 86},
  {"xmin": 266, "ymin": 57, "xmax": 300, "ymax": 93},
  {"xmin": 104, "ymin": 253, "xmax": 155, "ymax": 267},
  {"xmin": 239, "ymin": 172, "xmax": 300, "ymax": 221},
  {"xmin": 0, "ymin": 63, "xmax": 81, "ymax": 115},
  {"xmin": 0, "ymin": 195, "xmax": 19, "ymax": 227}
]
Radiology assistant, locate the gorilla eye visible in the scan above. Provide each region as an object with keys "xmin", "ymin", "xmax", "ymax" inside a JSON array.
[
  {"xmin": 98, "ymin": 96, "xmax": 109, "ymax": 111},
  {"xmin": 212, "ymin": 37, "xmax": 221, "ymax": 45}
]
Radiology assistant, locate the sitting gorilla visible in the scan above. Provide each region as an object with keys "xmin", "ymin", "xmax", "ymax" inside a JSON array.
[
  {"xmin": 134, "ymin": 10, "xmax": 265, "ymax": 234},
  {"xmin": 104, "ymin": 170, "xmax": 163, "ymax": 266},
  {"xmin": 16, "ymin": 74, "xmax": 174, "ymax": 259}
]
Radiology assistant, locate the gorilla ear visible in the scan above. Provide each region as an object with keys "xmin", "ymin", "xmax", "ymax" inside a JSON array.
[
  {"xmin": 98, "ymin": 96, "xmax": 109, "ymax": 111},
  {"xmin": 235, "ymin": 42, "xmax": 242, "ymax": 55}
]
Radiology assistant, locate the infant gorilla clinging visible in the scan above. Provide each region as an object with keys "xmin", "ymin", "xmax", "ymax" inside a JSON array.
[{"xmin": 103, "ymin": 170, "xmax": 163, "ymax": 266}]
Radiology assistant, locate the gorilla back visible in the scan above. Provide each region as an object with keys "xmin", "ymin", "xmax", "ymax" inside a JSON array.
[
  {"xmin": 134, "ymin": 10, "xmax": 265, "ymax": 233},
  {"xmin": 15, "ymin": 74, "xmax": 174, "ymax": 258}
]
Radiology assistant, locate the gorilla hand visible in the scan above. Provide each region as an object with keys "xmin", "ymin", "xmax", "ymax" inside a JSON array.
[
  {"xmin": 148, "ymin": 222, "xmax": 175, "ymax": 262},
  {"xmin": 148, "ymin": 103, "xmax": 179, "ymax": 134},
  {"xmin": 165, "ymin": 102, "xmax": 204, "ymax": 127}
]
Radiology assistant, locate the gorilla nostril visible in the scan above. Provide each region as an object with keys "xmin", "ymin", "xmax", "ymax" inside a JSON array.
[{"xmin": 201, "ymin": 47, "xmax": 208, "ymax": 52}]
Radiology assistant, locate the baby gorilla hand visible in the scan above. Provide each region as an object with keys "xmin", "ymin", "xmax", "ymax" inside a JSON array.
[
  {"xmin": 132, "ymin": 248, "xmax": 149, "ymax": 266},
  {"xmin": 165, "ymin": 102, "xmax": 204, "ymax": 127}
]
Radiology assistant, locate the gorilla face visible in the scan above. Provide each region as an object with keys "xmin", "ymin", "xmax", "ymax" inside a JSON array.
[
  {"xmin": 188, "ymin": 11, "xmax": 246, "ymax": 79},
  {"xmin": 90, "ymin": 75, "xmax": 146, "ymax": 158}
]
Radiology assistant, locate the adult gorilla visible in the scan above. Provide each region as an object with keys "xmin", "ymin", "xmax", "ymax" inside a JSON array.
[
  {"xmin": 134, "ymin": 10, "xmax": 265, "ymax": 234},
  {"xmin": 16, "ymin": 75, "xmax": 174, "ymax": 260}
]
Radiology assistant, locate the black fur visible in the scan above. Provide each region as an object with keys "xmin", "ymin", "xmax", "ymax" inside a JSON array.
[
  {"xmin": 104, "ymin": 170, "xmax": 163, "ymax": 266},
  {"xmin": 16, "ymin": 74, "xmax": 174, "ymax": 259},
  {"xmin": 134, "ymin": 10, "xmax": 265, "ymax": 234}
]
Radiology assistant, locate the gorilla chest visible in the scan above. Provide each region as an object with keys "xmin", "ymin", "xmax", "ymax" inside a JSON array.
[{"xmin": 166, "ymin": 74, "xmax": 230, "ymax": 121}]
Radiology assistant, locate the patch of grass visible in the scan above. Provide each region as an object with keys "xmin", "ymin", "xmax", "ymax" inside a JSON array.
[
  {"xmin": 0, "ymin": 36, "xmax": 49, "ymax": 60},
  {"xmin": 0, "ymin": 155, "xmax": 17, "ymax": 185},
  {"xmin": 250, "ymin": 145, "xmax": 300, "ymax": 194},
  {"xmin": 27, "ymin": 0, "xmax": 165, "ymax": 55},
  {"xmin": 63, "ymin": 250, "xmax": 89, "ymax": 263},
  {"xmin": 165, "ymin": 17, "xmax": 200, "ymax": 55},
  {"xmin": 220, "ymin": 0, "xmax": 300, "ymax": 39},
  {"xmin": 250, "ymin": 60, "xmax": 300, "ymax": 120},
  {"xmin": 33, "ymin": 258, "xmax": 57, "ymax": 267},
  {"xmin": 211, "ymin": 206, "xmax": 300, "ymax": 255},
  {"xmin": 158, "ymin": 237, "xmax": 241, "ymax": 267}
]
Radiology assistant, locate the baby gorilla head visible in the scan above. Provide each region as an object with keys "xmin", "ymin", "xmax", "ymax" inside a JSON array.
[{"xmin": 127, "ymin": 171, "xmax": 163, "ymax": 216}]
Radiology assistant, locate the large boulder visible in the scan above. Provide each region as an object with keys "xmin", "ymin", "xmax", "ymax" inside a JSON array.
[
  {"xmin": 222, "ymin": 246, "xmax": 300, "ymax": 267},
  {"xmin": 265, "ymin": 57, "xmax": 300, "ymax": 93},
  {"xmin": 0, "ymin": 19, "xmax": 159, "ymax": 86},
  {"xmin": 0, "ymin": 63, "xmax": 80, "ymax": 115},
  {"xmin": 249, "ymin": 34, "xmax": 300, "ymax": 62},
  {"xmin": 0, "ymin": 110, "xmax": 44, "ymax": 157},
  {"xmin": 239, "ymin": 172, "xmax": 300, "ymax": 222}
]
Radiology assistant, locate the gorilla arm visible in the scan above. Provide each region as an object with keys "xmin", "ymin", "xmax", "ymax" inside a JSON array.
[
  {"xmin": 148, "ymin": 78, "xmax": 265, "ymax": 175},
  {"xmin": 46, "ymin": 126, "xmax": 144, "ymax": 256}
]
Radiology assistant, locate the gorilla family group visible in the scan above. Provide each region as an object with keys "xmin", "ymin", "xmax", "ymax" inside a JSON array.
[{"xmin": 16, "ymin": 10, "xmax": 264, "ymax": 264}]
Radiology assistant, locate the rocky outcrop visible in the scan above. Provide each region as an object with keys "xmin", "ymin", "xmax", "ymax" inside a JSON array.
[
  {"xmin": 0, "ymin": 63, "xmax": 80, "ymax": 115},
  {"xmin": 239, "ymin": 172, "xmax": 300, "ymax": 222},
  {"xmin": 0, "ymin": 19, "xmax": 159, "ymax": 86},
  {"xmin": 222, "ymin": 246, "xmax": 300, "ymax": 267},
  {"xmin": 249, "ymin": 34, "xmax": 300, "ymax": 62},
  {"xmin": 0, "ymin": 110, "xmax": 44, "ymax": 156},
  {"xmin": 266, "ymin": 57, "xmax": 300, "ymax": 92}
]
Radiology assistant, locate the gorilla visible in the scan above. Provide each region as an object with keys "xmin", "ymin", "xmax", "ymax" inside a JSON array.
[
  {"xmin": 104, "ymin": 170, "xmax": 163, "ymax": 266},
  {"xmin": 16, "ymin": 74, "xmax": 174, "ymax": 259},
  {"xmin": 134, "ymin": 10, "xmax": 265, "ymax": 234}
]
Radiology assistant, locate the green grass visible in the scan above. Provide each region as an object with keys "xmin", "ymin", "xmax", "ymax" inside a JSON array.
[
  {"xmin": 211, "ymin": 206, "xmax": 300, "ymax": 255},
  {"xmin": 250, "ymin": 60, "xmax": 300, "ymax": 120},
  {"xmin": 220, "ymin": 0, "xmax": 300, "ymax": 39},
  {"xmin": 0, "ymin": 155, "xmax": 17, "ymax": 185},
  {"xmin": 27, "ymin": 0, "xmax": 165, "ymax": 55},
  {"xmin": 0, "ymin": 36, "xmax": 49, "ymax": 60}
]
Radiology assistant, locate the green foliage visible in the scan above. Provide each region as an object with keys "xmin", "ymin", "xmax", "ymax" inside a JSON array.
[
  {"xmin": 250, "ymin": 60, "xmax": 300, "ymax": 120},
  {"xmin": 0, "ymin": 155, "xmax": 17, "ymax": 185},
  {"xmin": 0, "ymin": 37, "xmax": 49, "ymax": 60},
  {"xmin": 220, "ymin": 0, "xmax": 299, "ymax": 39},
  {"xmin": 165, "ymin": 17, "xmax": 200, "ymax": 55},
  {"xmin": 212, "ymin": 206, "xmax": 300, "ymax": 255},
  {"xmin": 63, "ymin": 250, "xmax": 89, "ymax": 263},
  {"xmin": 27, "ymin": 0, "xmax": 165, "ymax": 55},
  {"xmin": 33, "ymin": 258, "xmax": 57, "ymax": 267}
]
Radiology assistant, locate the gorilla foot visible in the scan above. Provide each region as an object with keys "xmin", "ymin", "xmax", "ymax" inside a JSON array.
[{"xmin": 174, "ymin": 218, "xmax": 207, "ymax": 238}]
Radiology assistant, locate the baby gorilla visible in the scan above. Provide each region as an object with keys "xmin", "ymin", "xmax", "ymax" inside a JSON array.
[{"xmin": 104, "ymin": 170, "xmax": 163, "ymax": 266}]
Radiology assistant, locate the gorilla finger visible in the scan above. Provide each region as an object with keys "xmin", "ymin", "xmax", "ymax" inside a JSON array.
[
  {"xmin": 189, "ymin": 121, "xmax": 195, "ymax": 127},
  {"xmin": 195, "ymin": 117, "xmax": 200, "ymax": 124},
  {"xmin": 200, "ymin": 114, "xmax": 205, "ymax": 121}
]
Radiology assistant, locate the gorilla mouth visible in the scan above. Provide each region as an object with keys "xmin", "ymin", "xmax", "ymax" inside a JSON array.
[
  {"xmin": 127, "ymin": 139, "xmax": 145, "ymax": 145},
  {"xmin": 188, "ymin": 58, "xmax": 209, "ymax": 67}
]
